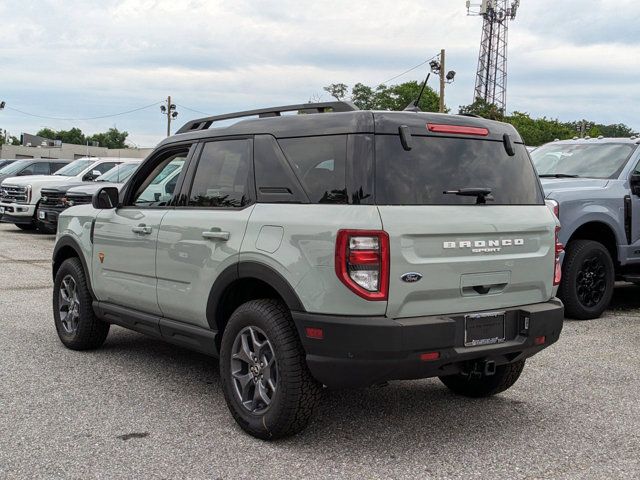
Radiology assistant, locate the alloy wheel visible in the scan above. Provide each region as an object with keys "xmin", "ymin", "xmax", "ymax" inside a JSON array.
[
  {"xmin": 230, "ymin": 326, "xmax": 278, "ymax": 414},
  {"xmin": 576, "ymin": 254, "xmax": 607, "ymax": 308},
  {"xmin": 58, "ymin": 275, "xmax": 80, "ymax": 334}
]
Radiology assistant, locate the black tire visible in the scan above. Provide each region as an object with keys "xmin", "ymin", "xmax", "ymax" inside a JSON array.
[
  {"xmin": 53, "ymin": 257, "xmax": 110, "ymax": 350},
  {"xmin": 559, "ymin": 239, "xmax": 615, "ymax": 320},
  {"xmin": 220, "ymin": 299, "xmax": 321, "ymax": 440},
  {"xmin": 15, "ymin": 223, "xmax": 36, "ymax": 231},
  {"xmin": 439, "ymin": 360, "xmax": 526, "ymax": 398}
]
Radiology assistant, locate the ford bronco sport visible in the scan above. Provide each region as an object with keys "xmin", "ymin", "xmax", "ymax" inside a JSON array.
[{"xmin": 51, "ymin": 102, "xmax": 564, "ymax": 439}]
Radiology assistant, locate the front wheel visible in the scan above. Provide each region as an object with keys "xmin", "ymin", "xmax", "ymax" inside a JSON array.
[
  {"xmin": 439, "ymin": 360, "xmax": 526, "ymax": 397},
  {"xmin": 220, "ymin": 299, "xmax": 321, "ymax": 440},
  {"xmin": 53, "ymin": 257, "xmax": 110, "ymax": 350},
  {"xmin": 559, "ymin": 240, "xmax": 615, "ymax": 320}
]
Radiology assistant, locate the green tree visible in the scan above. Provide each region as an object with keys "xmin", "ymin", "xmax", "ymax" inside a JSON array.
[
  {"xmin": 326, "ymin": 81, "xmax": 443, "ymax": 112},
  {"xmin": 87, "ymin": 127, "xmax": 129, "ymax": 149},
  {"xmin": 458, "ymin": 98, "xmax": 504, "ymax": 120},
  {"xmin": 36, "ymin": 127, "xmax": 86, "ymax": 145}
]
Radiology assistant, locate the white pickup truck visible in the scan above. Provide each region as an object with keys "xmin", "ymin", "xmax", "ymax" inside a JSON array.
[{"xmin": 0, "ymin": 157, "xmax": 139, "ymax": 231}]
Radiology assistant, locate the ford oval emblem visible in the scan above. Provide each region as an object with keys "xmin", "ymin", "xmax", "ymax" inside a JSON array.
[{"xmin": 401, "ymin": 272, "xmax": 423, "ymax": 283}]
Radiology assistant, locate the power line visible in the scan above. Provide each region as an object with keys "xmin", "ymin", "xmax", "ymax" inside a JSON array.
[
  {"xmin": 379, "ymin": 53, "xmax": 440, "ymax": 85},
  {"xmin": 4, "ymin": 101, "xmax": 163, "ymax": 121},
  {"xmin": 176, "ymin": 103, "xmax": 211, "ymax": 116}
]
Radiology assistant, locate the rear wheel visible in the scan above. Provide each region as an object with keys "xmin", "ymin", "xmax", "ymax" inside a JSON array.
[
  {"xmin": 53, "ymin": 257, "xmax": 110, "ymax": 350},
  {"xmin": 439, "ymin": 360, "xmax": 526, "ymax": 397},
  {"xmin": 220, "ymin": 299, "xmax": 321, "ymax": 440},
  {"xmin": 559, "ymin": 240, "xmax": 614, "ymax": 320}
]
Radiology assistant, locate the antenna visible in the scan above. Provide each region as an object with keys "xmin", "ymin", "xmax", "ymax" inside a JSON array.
[
  {"xmin": 467, "ymin": 0, "xmax": 520, "ymax": 112},
  {"xmin": 404, "ymin": 73, "xmax": 431, "ymax": 112}
]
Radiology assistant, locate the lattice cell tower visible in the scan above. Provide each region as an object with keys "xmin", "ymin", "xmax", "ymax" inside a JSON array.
[{"xmin": 466, "ymin": 0, "xmax": 520, "ymax": 112}]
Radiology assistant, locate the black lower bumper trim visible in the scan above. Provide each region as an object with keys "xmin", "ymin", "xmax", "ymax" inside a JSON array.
[
  {"xmin": 292, "ymin": 299, "xmax": 564, "ymax": 389},
  {"xmin": 0, "ymin": 213, "xmax": 35, "ymax": 225}
]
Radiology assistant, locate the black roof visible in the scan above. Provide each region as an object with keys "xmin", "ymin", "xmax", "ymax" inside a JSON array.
[{"xmin": 159, "ymin": 102, "xmax": 523, "ymax": 148}]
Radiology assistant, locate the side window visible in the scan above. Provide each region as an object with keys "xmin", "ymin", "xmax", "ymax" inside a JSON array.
[
  {"xmin": 50, "ymin": 163, "xmax": 65, "ymax": 173},
  {"xmin": 254, "ymin": 135, "xmax": 308, "ymax": 203},
  {"xmin": 633, "ymin": 159, "xmax": 640, "ymax": 175},
  {"xmin": 18, "ymin": 164, "xmax": 36, "ymax": 175},
  {"xmin": 278, "ymin": 135, "xmax": 347, "ymax": 204},
  {"xmin": 33, "ymin": 162, "xmax": 50, "ymax": 175},
  {"xmin": 187, "ymin": 139, "xmax": 252, "ymax": 208},
  {"xmin": 95, "ymin": 162, "xmax": 120, "ymax": 174},
  {"xmin": 133, "ymin": 153, "xmax": 188, "ymax": 207}
]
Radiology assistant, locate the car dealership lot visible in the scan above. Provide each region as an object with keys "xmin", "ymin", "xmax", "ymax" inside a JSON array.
[{"xmin": 0, "ymin": 222, "xmax": 638, "ymax": 479}]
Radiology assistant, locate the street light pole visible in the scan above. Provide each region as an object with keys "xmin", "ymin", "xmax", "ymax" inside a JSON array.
[{"xmin": 160, "ymin": 96, "xmax": 178, "ymax": 137}]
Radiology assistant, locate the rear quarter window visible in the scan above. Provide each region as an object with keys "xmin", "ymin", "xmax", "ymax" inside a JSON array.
[
  {"xmin": 375, "ymin": 135, "xmax": 544, "ymax": 205},
  {"xmin": 278, "ymin": 135, "xmax": 348, "ymax": 204}
]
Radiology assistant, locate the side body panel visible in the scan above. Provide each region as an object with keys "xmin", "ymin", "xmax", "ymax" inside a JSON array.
[{"xmin": 240, "ymin": 204, "xmax": 386, "ymax": 316}]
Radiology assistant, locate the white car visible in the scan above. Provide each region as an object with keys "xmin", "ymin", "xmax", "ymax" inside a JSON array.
[{"xmin": 0, "ymin": 157, "xmax": 140, "ymax": 231}]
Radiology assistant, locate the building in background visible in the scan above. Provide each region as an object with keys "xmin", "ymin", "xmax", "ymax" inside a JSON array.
[{"xmin": 0, "ymin": 132, "xmax": 152, "ymax": 160}]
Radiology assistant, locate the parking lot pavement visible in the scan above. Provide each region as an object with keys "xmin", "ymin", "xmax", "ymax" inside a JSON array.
[{"xmin": 0, "ymin": 222, "xmax": 638, "ymax": 480}]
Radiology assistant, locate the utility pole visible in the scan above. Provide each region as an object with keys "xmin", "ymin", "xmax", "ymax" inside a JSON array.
[
  {"xmin": 439, "ymin": 49, "xmax": 446, "ymax": 113},
  {"xmin": 160, "ymin": 96, "xmax": 178, "ymax": 137},
  {"xmin": 429, "ymin": 51, "xmax": 456, "ymax": 113}
]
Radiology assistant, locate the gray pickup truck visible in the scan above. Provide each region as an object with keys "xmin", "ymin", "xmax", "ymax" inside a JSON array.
[{"xmin": 531, "ymin": 137, "xmax": 640, "ymax": 319}]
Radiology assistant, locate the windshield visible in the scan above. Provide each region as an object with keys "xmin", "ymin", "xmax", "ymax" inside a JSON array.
[
  {"xmin": 97, "ymin": 163, "xmax": 140, "ymax": 183},
  {"xmin": 0, "ymin": 160, "xmax": 30, "ymax": 175},
  {"xmin": 531, "ymin": 143, "xmax": 636, "ymax": 179},
  {"xmin": 54, "ymin": 159, "xmax": 95, "ymax": 177},
  {"xmin": 375, "ymin": 136, "xmax": 544, "ymax": 205}
]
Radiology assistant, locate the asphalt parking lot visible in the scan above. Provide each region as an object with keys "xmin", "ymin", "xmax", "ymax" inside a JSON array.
[{"xmin": 0, "ymin": 222, "xmax": 638, "ymax": 480}]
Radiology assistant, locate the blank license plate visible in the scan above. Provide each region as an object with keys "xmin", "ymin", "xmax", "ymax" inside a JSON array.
[
  {"xmin": 38, "ymin": 211, "xmax": 46, "ymax": 220},
  {"xmin": 0, "ymin": 207, "xmax": 4, "ymax": 214},
  {"xmin": 464, "ymin": 312, "xmax": 506, "ymax": 347}
]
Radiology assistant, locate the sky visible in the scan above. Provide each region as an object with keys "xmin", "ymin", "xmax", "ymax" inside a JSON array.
[{"xmin": 1, "ymin": 0, "xmax": 639, "ymax": 148}]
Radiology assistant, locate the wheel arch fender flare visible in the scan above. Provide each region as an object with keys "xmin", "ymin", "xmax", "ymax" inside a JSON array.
[
  {"xmin": 52, "ymin": 235, "xmax": 95, "ymax": 298},
  {"xmin": 205, "ymin": 262, "xmax": 305, "ymax": 331}
]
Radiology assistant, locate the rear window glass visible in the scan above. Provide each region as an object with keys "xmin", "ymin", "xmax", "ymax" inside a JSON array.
[
  {"xmin": 375, "ymin": 136, "xmax": 544, "ymax": 205},
  {"xmin": 278, "ymin": 135, "xmax": 348, "ymax": 204}
]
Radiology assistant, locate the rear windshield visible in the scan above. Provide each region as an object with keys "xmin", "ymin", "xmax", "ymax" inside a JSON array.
[{"xmin": 375, "ymin": 136, "xmax": 544, "ymax": 205}]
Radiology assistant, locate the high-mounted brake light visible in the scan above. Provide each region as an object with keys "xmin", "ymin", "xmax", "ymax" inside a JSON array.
[
  {"xmin": 335, "ymin": 230, "xmax": 389, "ymax": 301},
  {"xmin": 554, "ymin": 226, "xmax": 563, "ymax": 286},
  {"xmin": 427, "ymin": 123, "xmax": 489, "ymax": 136}
]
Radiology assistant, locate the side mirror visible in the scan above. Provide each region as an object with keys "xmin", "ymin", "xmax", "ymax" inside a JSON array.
[
  {"xmin": 92, "ymin": 187, "xmax": 119, "ymax": 209},
  {"xmin": 631, "ymin": 174, "xmax": 640, "ymax": 196},
  {"xmin": 84, "ymin": 170, "xmax": 102, "ymax": 181}
]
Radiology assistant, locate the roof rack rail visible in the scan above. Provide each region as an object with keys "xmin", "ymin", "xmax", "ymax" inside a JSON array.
[{"xmin": 175, "ymin": 101, "xmax": 358, "ymax": 134}]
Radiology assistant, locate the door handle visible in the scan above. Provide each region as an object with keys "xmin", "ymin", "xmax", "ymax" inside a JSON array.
[
  {"xmin": 202, "ymin": 230, "xmax": 230, "ymax": 241},
  {"xmin": 132, "ymin": 225, "xmax": 152, "ymax": 235}
]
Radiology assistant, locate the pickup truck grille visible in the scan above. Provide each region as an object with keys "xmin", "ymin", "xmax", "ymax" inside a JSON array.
[
  {"xmin": 40, "ymin": 190, "xmax": 65, "ymax": 207},
  {"xmin": 0, "ymin": 185, "xmax": 28, "ymax": 204},
  {"xmin": 67, "ymin": 194, "xmax": 93, "ymax": 206}
]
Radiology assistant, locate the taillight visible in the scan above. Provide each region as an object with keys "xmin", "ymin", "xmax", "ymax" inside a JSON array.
[
  {"xmin": 335, "ymin": 230, "xmax": 389, "ymax": 301},
  {"xmin": 546, "ymin": 199, "xmax": 560, "ymax": 219},
  {"xmin": 554, "ymin": 226, "xmax": 563, "ymax": 286}
]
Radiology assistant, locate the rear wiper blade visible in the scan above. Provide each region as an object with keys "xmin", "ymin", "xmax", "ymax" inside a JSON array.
[
  {"xmin": 443, "ymin": 187, "xmax": 494, "ymax": 205},
  {"xmin": 538, "ymin": 174, "xmax": 579, "ymax": 178}
]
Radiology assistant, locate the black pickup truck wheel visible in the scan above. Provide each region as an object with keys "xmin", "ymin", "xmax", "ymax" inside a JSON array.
[
  {"xmin": 559, "ymin": 240, "xmax": 614, "ymax": 320},
  {"xmin": 220, "ymin": 299, "xmax": 321, "ymax": 440}
]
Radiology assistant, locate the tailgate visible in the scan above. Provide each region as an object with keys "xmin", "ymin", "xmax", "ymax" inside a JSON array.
[{"xmin": 379, "ymin": 205, "xmax": 556, "ymax": 319}]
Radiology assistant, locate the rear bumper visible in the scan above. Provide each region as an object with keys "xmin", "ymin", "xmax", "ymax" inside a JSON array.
[{"xmin": 293, "ymin": 299, "xmax": 564, "ymax": 389}]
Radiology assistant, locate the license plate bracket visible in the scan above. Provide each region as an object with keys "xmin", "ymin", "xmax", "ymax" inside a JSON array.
[
  {"xmin": 38, "ymin": 211, "xmax": 46, "ymax": 220},
  {"xmin": 464, "ymin": 311, "xmax": 506, "ymax": 347},
  {"xmin": 0, "ymin": 206, "xmax": 4, "ymax": 214}
]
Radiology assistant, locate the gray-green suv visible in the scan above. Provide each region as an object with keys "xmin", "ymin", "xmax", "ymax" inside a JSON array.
[{"xmin": 51, "ymin": 102, "xmax": 564, "ymax": 439}]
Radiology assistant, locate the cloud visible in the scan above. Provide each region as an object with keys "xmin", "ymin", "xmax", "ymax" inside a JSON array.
[{"xmin": 0, "ymin": 0, "xmax": 638, "ymax": 147}]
